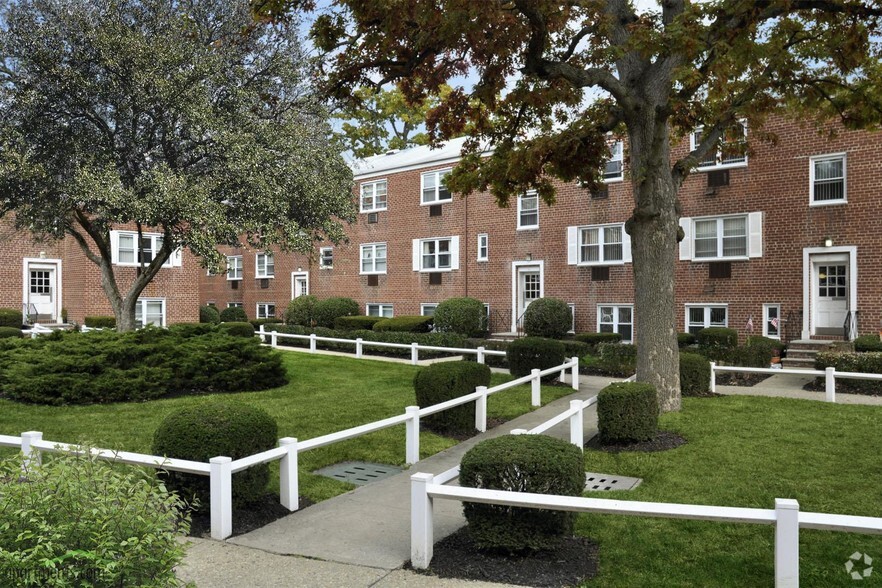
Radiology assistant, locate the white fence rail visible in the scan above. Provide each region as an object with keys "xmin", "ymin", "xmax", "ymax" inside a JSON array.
[{"xmin": 710, "ymin": 363, "xmax": 882, "ymax": 403}]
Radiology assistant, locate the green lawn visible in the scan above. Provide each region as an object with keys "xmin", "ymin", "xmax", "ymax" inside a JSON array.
[
  {"xmin": 0, "ymin": 351, "xmax": 573, "ymax": 502},
  {"xmin": 579, "ymin": 396, "xmax": 882, "ymax": 587}
]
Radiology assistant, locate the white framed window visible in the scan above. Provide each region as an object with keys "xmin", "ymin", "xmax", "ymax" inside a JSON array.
[
  {"xmin": 226, "ymin": 255, "xmax": 243, "ymax": 280},
  {"xmin": 360, "ymin": 242, "xmax": 387, "ymax": 274},
  {"xmin": 421, "ymin": 303, "xmax": 438, "ymax": 316},
  {"xmin": 680, "ymin": 212, "xmax": 763, "ymax": 261},
  {"xmin": 690, "ymin": 122, "xmax": 747, "ymax": 169},
  {"xmin": 206, "ymin": 301, "xmax": 217, "ymax": 307},
  {"xmin": 517, "ymin": 192, "xmax": 539, "ymax": 229},
  {"xmin": 228, "ymin": 302, "xmax": 243, "ymax": 308},
  {"xmin": 256, "ymin": 253, "xmax": 275, "ymax": 278},
  {"xmin": 367, "ymin": 303, "xmax": 393, "ymax": 318},
  {"xmin": 477, "ymin": 233, "xmax": 489, "ymax": 261},
  {"xmin": 319, "ymin": 247, "xmax": 333, "ymax": 269},
  {"xmin": 421, "ymin": 169, "xmax": 451, "ymax": 204},
  {"xmin": 567, "ymin": 224, "xmax": 631, "ymax": 266},
  {"xmin": 568, "ymin": 303, "xmax": 576, "ymax": 334},
  {"xmin": 763, "ymin": 304, "xmax": 781, "ymax": 340},
  {"xmin": 604, "ymin": 140, "xmax": 623, "ymax": 182},
  {"xmin": 360, "ymin": 179, "xmax": 388, "ymax": 212},
  {"xmin": 256, "ymin": 303, "xmax": 276, "ymax": 319},
  {"xmin": 598, "ymin": 305, "xmax": 633, "ymax": 343},
  {"xmin": 686, "ymin": 304, "xmax": 728, "ymax": 335},
  {"xmin": 135, "ymin": 298, "xmax": 165, "ymax": 328},
  {"xmin": 810, "ymin": 153, "xmax": 846, "ymax": 205},
  {"xmin": 412, "ymin": 236, "xmax": 460, "ymax": 272},
  {"xmin": 110, "ymin": 231, "xmax": 181, "ymax": 268}
]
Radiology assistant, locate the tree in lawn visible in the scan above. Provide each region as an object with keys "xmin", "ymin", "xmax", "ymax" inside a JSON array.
[
  {"xmin": 285, "ymin": 0, "xmax": 882, "ymax": 411},
  {"xmin": 0, "ymin": 0, "xmax": 354, "ymax": 331}
]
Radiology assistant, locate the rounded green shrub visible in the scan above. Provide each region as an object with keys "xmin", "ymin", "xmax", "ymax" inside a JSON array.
[
  {"xmin": 574, "ymin": 332, "xmax": 622, "ymax": 354},
  {"xmin": 597, "ymin": 382, "xmax": 658, "ymax": 444},
  {"xmin": 219, "ymin": 306, "xmax": 248, "ymax": 322},
  {"xmin": 413, "ymin": 361, "xmax": 491, "ymax": 435},
  {"xmin": 152, "ymin": 401, "xmax": 278, "ymax": 510},
  {"xmin": 84, "ymin": 316, "xmax": 116, "ymax": 329},
  {"xmin": 219, "ymin": 321, "xmax": 256, "ymax": 338},
  {"xmin": 596, "ymin": 343, "xmax": 637, "ymax": 377},
  {"xmin": 286, "ymin": 294, "xmax": 317, "ymax": 326},
  {"xmin": 199, "ymin": 305, "xmax": 221, "ymax": 324},
  {"xmin": 168, "ymin": 322, "xmax": 218, "ymax": 338},
  {"xmin": 460, "ymin": 435, "xmax": 585, "ymax": 553},
  {"xmin": 854, "ymin": 335, "xmax": 882, "ymax": 353},
  {"xmin": 313, "ymin": 297, "xmax": 359, "ymax": 328},
  {"xmin": 507, "ymin": 337, "xmax": 566, "ymax": 382},
  {"xmin": 523, "ymin": 298, "xmax": 572, "ymax": 339},
  {"xmin": 334, "ymin": 315, "xmax": 383, "ymax": 330},
  {"xmin": 373, "ymin": 315, "xmax": 434, "ymax": 333},
  {"xmin": 0, "ymin": 308, "xmax": 23, "ymax": 328},
  {"xmin": 434, "ymin": 297, "xmax": 486, "ymax": 338},
  {"xmin": 0, "ymin": 327, "xmax": 22, "ymax": 339},
  {"xmin": 696, "ymin": 327, "xmax": 738, "ymax": 362},
  {"xmin": 680, "ymin": 352, "xmax": 710, "ymax": 396},
  {"xmin": 677, "ymin": 332, "xmax": 697, "ymax": 348}
]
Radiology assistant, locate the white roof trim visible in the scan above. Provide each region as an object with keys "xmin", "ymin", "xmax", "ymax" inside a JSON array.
[{"xmin": 350, "ymin": 136, "xmax": 490, "ymax": 180}]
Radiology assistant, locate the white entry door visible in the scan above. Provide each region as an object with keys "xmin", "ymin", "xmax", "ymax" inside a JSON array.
[
  {"xmin": 517, "ymin": 269, "xmax": 541, "ymax": 321},
  {"xmin": 27, "ymin": 266, "xmax": 57, "ymax": 321},
  {"xmin": 812, "ymin": 255, "xmax": 848, "ymax": 334},
  {"xmin": 291, "ymin": 272, "xmax": 309, "ymax": 299}
]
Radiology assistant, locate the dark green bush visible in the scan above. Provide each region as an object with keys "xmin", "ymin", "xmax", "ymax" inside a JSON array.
[
  {"xmin": 854, "ymin": 335, "xmax": 882, "ymax": 353},
  {"xmin": 815, "ymin": 352, "xmax": 882, "ymax": 395},
  {"xmin": 561, "ymin": 340, "xmax": 589, "ymax": 360},
  {"xmin": 460, "ymin": 435, "xmax": 584, "ymax": 553},
  {"xmin": 464, "ymin": 338, "xmax": 510, "ymax": 368},
  {"xmin": 268, "ymin": 324, "xmax": 468, "ymax": 359},
  {"xmin": 413, "ymin": 361, "xmax": 491, "ymax": 435},
  {"xmin": 219, "ymin": 321, "xmax": 256, "ymax": 338},
  {"xmin": 696, "ymin": 327, "xmax": 738, "ymax": 362},
  {"xmin": 746, "ymin": 335, "xmax": 786, "ymax": 355},
  {"xmin": 219, "ymin": 306, "xmax": 248, "ymax": 322},
  {"xmin": 334, "ymin": 315, "xmax": 384, "ymax": 330},
  {"xmin": 729, "ymin": 344, "xmax": 772, "ymax": 368},
  {"xmin": 680, "ymin": 352, "xmax": 710, "ymax": 396},
  {"xmin": 574, "ymin": 332, "xmax": 622, "ymax": 354},
  {"xmin": 597, "ymin": 382, "xmax": 658, "ymax": 444},
  {"xmin": 678, "ymin": 332, "xmax": 697, "ymax": 348},
  {"xmin": 0, "ymin": 308, "xmax": 23, "ymax": 328},
  {"xmin": 0, "ymin": 327, "xmax": 22, "ymax": 339},
  {"xmin": 199, "ymin": 305, "xmax": 220, "ymax": 324},
  {"xmin": 591, "ymin": 343, "xmax": 637, "ymax": 377},
  {"xmin": 313, "ymin": 297, "xmax": 360, "ymax": 328},
  {"xmin": 168, "ymin": 322, "xmax": 218, "ymax": 338},
  {"xmin": 153, "ymin": 401, "xmax": 278, "ymax": 510},
  {"xmin": 373, "ymin": 315, "xmax": 434, "ymax": 333},
  {"xmin": 84, "ymin": 316, "xmax": 116, "ymax": 329},
  {"xmin": 250, "ymin": 318, "xmax": 283, "ymax": 329},
  {"xmin": 286, "ymin": 294, "xmax": 317, "ymax": 326},
  {"xmin": 523, "ymin": 298, "xmax": 572, "ymax": 339},
  {"xmin": 507, "ymin": 337, "xmax": 566, "ymax": 382},
  {"xmin": 434, "ymin": 297, "xmax": 486, "ymax": 338}
]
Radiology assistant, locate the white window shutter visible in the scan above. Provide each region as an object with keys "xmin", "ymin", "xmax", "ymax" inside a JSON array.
[
  {"xmin": 171, "ymin": 247, "xmax": 183, "ymax": 267},
  {"xmin": 678, "ymin": 217, "xmax": 692, "ymax": 260},
  {"xmin": 450, "ymin": 236, "xmax": 460, "ymax": 270},
  {"xmin": 566, "ymin": 226, "xmax": 578, "ymax": 265},
  {"xmin": 748, "ymin": 211, "xmax": 763, "ymax": 258},
  {"xmin": 110, "ymin": 231, "xmax": 120, "ymax": 264},
  {"xmin": 412, "ymin": 239, "xmax": 421, "ymax": 271},
  {"xmin": 622, "ymin": 226, "xmax": 632, "ymax": 263}
]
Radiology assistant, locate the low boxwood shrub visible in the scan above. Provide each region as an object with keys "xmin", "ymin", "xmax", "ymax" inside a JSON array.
[
  {"xmin": 334, "ymin": 315, "xmax": 384, "ymax": 330},
  {"xmin": 678, "ymin": 332, "xmax": 697, "ymax": 348},
  {"xmin": 199, "ymin": 304, "xmax": 220, "ymax": 324},
  {"xmin": 313, "ymin": 297, "xmax": 360, "ymax": 328},
  {"xmin": 815, "ymin": 351, "xmax": 882, "ymax": 394},
  {"xmin": 746, "ymin": 335, "xmax": 786, "ymax": 356},
  {"xmin": 0, "ymin": 449, "xmax": 189, "ymax": 587},
  {"xmin": 523, "ymin": 298, "xmax": 572, "ymax": 339},
  {"xmin": 597, "ymin": 382, "xmax": 658, "ymax": 444},
  {"xmin": 574, "ymin": 332, "xmax": 622, "ymax": 354},
  {"xmin": 373, "ymin": 315, "xmax": 434, "ymax": 333},
  {"xmin": 460, "ymin": 435, "xmax": 584, "ymax": 553},
  {"xmin": 696, "ymin": 327, "xmax": 738, "ymax": 362},
  {"xmin": 267, "ymin": 324, "xmax": 467, "ymax": 358},
  {"xmin": 594, "ymin": 342, "xmax": 637, "ymax": 377},
  {"xmin": 84, "ymin": 316, "xmax": 116, "ymax": 329},
  {"xmin": 219, "ymin": 306, "xmax": 248, "ymax": 322},
  {"xmin": 250, "ymin": 318, "xmax": 283, "ymax": 330},
  {"xmin": 413, "ymin": 361, "xmax": 491, "ymax": 435},
  {"xmin": 434, "ymin": 297, "xmax": 486, "ymax": 338},
  {"xmin": 464, "ymin": 338, "xmax": 510, "ymax": 368},
  {"xmin": 680, "ymin": 352, "xmax": 710, "ymax": 396},
  {"xmin": 153, "ymin": 401, "xmax": 278, "ymax": 510},
  {"xmin": 0, "ymin": 308, "xmax": 23, "ymax": 327},
  {"xmin": 0, "ymin": 327, "xmax": 22, "ymax": 339},
  {"xmin": 507, "ymin": 337, "xmax": 566, "ymax": 382},
  {"xmin": 561, "ymin": 340, "xmax": 590, "ymax": 360},
  {"xmin": 729, "ymin": 344, "xmax": 772, "ymax": 368},
  {"xmin": 854, "ymin": 335, "xmax": 882, "ymax": 353},
  {"xmin": 168, "ymin": 322, "xmax": 218, "ymax": 338},
  {"xmin": 286, "ymin": 294, "xmax": 317, "ymax": 326},
  {"xmin": 219, "ymin": 321, "xmax": 256, "ymax": 338}
]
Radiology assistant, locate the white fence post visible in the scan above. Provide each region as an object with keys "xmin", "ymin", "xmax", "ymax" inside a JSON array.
[
  {"xmin": 531, "ymin": 369, "xmax": 541, "ymax": 407},
  {"xmin": 477, "ymin": 346, "xmax": 485, "ymax": 364},
  {"xmin": 405, "ymin": 406, "xmax": 421, "ymax": 465},
  {"xmin": 309, "ymin": 333, "xmax": 317, "ymax": 353},
  {"xmin": 710, "ymin": 362, "xmax": 716, "ymax": 393},
  {"xmin": 571, "ymin": 356, "xmax": 579, "ymax": 390},
  {"xmin": 475, "ymin": 386, "xmax": 488, "ymax": 432},
  {"xmin": 271, "ymin": 330, "xmax": 278, "ymax": 348},
  {"xmin": 356, "ymin": 338, "xmax": 363, "ymax": 359},
  {"xmin": 569, "ymin": 400, "xmax": 583, "ymax": 448},
  {"xmin": 21, "ymin": 431, "xmax": 43, "ymax": 470},
  {"xmin": 258, "ymin": 324, "xmax": 266, "ymax": 342},
  {"xmin": 825, "ymin": 367, "xmax": 836, "ymax": 403},
  {"xmin": 279, "ymin": 437, "xmax": 299, "ymax": 512},
  {"xmin": 410, "ymin": 472, "xmax": 435, "ymax": 570},
  {"xmin": 774, "ymin": 498, "xmax": 800, "ymax": 588},
  {"xmin": 411, "ymin": 343, "xmax": 419, "ymax": 365},
  {"xmin": 209, "ymin": 456, "xmax": 233, "ymax": 540}
]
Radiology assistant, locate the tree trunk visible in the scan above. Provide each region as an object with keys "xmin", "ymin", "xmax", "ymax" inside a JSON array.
[{"xmin": 96, "ymin": 257, "xmax": 139, "ymax": 332}]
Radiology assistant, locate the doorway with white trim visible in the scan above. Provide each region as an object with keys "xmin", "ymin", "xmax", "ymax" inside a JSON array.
[{"xmin": 22, "ymin": 258, "xmax": 62, "ymax": 323}]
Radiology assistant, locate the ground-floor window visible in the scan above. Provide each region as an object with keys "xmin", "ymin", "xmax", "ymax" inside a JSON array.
[
  {"xmin": 421, "ymin": 304, "xmax": 438, "ymax": 316},
  {"xmin": 568, "ymin": 303, "xmax": 576, "ymax": 334},
  {"xmin": 135, "ymin": 298, "xmax": 165, "ymax": 328},
  {"xmin": 228, "ymin": 302, "xmax": 243, "ymax": 308},
  {"xmin": 367, "ymin": 303, "xmax": 393, "ymax": 318},
  {"xmin": 257, "ymin": 303, "xmax": 276, "ymax": 319},
  {"xmin": 686, "ymin": 304, "xmax": 728, "ymax": 334},
  {"xmin": 763, "ymin": 304, "xmax": 781, "ymax": 339},
  {"xmin": 597, "ymin": 305, "xmax": 633, "ymax": 342}
]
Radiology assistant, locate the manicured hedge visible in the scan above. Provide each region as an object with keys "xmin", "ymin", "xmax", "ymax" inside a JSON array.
[
  {"xmin": 507, "ymin": 337, "xmax": 566, "ymax": 382},
  {"xmin": 334, "ymin": 315, "xmax": 384, "ymax": 330},
  {"xmin": 523, "ymin": 298, "xmax": 572, "ymax": 339},
  {"xmin": 597, "ymin": 382, "xmax": 658, "ymax": 444},
  {"xmin": 219, "ymin": 306, "xmax": 248, "ymax": 322},
  {"xmin": 84, "ymin": 315, "xmax": 116, "ymax": 329},
  {"xmin": 220, "ymin": 321, "xmax": 256, "ymax": 338},
  {"xmin": 167, "ymin": 323, "xmax": 218, "ymax": 338},
  {"xmin": 574, "ymin": 332, "xmax": 622, "ymax": 354},
  {"xmin": 680, "ymin": 352, "xmax": 710, "ymax": 396},
  {"xmin": 729, "ymin": 344, "xmax": 772, "ymax": 368},
  {"xmin": 313, "ymin": 297, "xmax": 359, "ymax": 328},
  {"xmin": 746, "ymin": 335, "xmax": 786, "ymax": 356},
  {"xmin": 250, "ymin": 318, "xmax": 283, "ymax": 329},
  {"xmin": 0, "ymin": 308, "xmax": 22, "ymax": 328},
  {"xmin": 373, "ymin": 315, "xmax": 434, "ymax": 333},
  {"xmin": 696, "ymin": 327, "xmax": 738, "ymax": 362},
  {"xmin": 286, "ymin": 295, "xmax": 317, "ymax": 327},
  {"xmin": 855, "ymin": 335, "xmax": 882, "ymax": 353},
  {"xmin": 460, "ymin": 435, "xmax": 584, "ymax": 553},
  {"xmin": 199, "ymin": 305, "xmax": 220, "ymax": 324},
  {"xmin": 266, "ymin": 324, "xmax": 467, "ymax": 358},
  {"xmin": 434, "ymin": 297, "xmax": 486, "ymax": 338},
  {"xmin": 678, "ymin": 332, "xmax": 697, "ymax": 348},
  {"xmin": 815, "ymin": 351, "xmax": 882, "ymax": 395},
  {"xmin": 413, "ymin": 361, "xmax": 491, "ymax": 435},
  {"xmin": 0, "ymin": 327, "xmax": 22, "ymax": 339}
]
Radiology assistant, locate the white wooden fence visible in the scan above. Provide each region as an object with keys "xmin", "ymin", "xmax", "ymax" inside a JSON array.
[{"xmin": 710, "ymin": 363, "xmax": 882, "ymax": 402}]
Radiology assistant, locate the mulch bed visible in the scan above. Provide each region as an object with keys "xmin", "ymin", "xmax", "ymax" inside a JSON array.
[
  {"xmin": 409, "ymin": 526, "xmax": 598, "ymax": 588},
  {"xmin": 802, "ymin": 380, "xmax": 882, "ymax": 396},
  {"xmin": 585, "ymin": 430, "xmax": 687, "ymax": 453},
  {"xmin": 715, "ymin": 372, "xmax": 773, "ymax": 387},
  {"xmin": 188, "ymin": 493, "xmax": 312, "ymax": 538}
]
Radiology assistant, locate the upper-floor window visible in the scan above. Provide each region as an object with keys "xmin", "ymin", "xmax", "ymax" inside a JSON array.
[
  {"xmin": 319, "ymin": 247, "xmax": 333, "ymax": 269},
  {"xmin": 360, "ymin": 242, "xmax": 387, "ymax": 274},
  {"xmin": 810, "ymin": 153, "xmax": 846, "ymax": 205},
  {"xmin": 412, "ymin": 236, "xmax": 459, "ymax": 272},
  {"xmin": 680, "ymin": 212, "xmax": 763, "ymax": 261},
  {"xmin": 477, "ymin": 234, "xmax": 489, "ymax": 261},
  {"xmin": 604, "ymin": 141, "xmax": 624, "ymax": 182},
  {"xmin": 360, "ymin": 179, "xmax": 388, "ymax": 212},
  {"xmin": 111, "ymin": 231, "xmax": 181, "ymax": 268},
  {"xmin": 421, "ymin": 169, "xmax": 451, "ymax": 204},
  {"xmin": 517, "ymin": 192, "xmax": 539, "ymax": 229},
  {"xmin": 226, "ymin": 255, "xmax": 243, "ymax": 280},
  {"xmin": 567, "ymin": 223, "xmax": 631, "ymax": 266},
  {"xmin": 256, "ymin": 253, "xmax": 274, "ymax": 278},
  {"xmin": 256, "ymin": 303, "xmax": 276, "ymax": 319},
  {"xmin": 690, "ymin": 122, "xmax": 747, "ymax": 170}
]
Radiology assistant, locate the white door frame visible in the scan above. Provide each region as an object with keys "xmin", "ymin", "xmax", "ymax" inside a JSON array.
[
  {"xmin": 290, "ymin": 271, "xmax": 309, "ymax": 299},
  {"xmin": 510, "ymin": 260, "xmax": 544, "ymax": 332},
  {"xmin": 802, "ymin": 246, "xmax": 857, "ymax": 339},
  {"xmin": 22, "ymin": 258, "xmax": 63, "ymax": 322}
]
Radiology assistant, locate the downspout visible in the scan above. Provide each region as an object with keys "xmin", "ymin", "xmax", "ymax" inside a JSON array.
[{"xmin": 463, "ymin": 193, "xmax": 469, "ymax": 297}]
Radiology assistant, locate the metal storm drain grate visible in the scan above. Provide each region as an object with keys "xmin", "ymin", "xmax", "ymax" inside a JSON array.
[
  {"xmin": 314, "ymin": 462, "xmax": 403, "ymax": 486},
  {"xmin": 585, "ymin": 472, "xmax": 642, "ymax": 492}
]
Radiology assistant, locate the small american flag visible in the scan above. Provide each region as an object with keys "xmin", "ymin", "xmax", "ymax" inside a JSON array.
[
  {"xmin": 770, "ymin": 317, "xmax": 779, "ymax": 329},
  {"xmin": 746, "ymin": 315, "xmax": 754, "ymax": 332}
]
